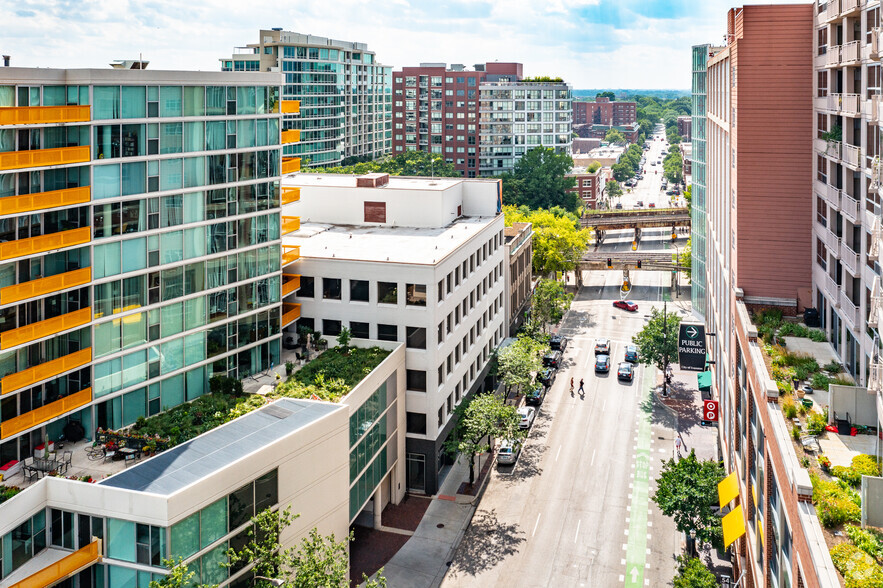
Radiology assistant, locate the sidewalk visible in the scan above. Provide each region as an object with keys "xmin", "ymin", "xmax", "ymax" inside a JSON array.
[{"xmin": 361, "ymin": 453, "xmax": 492, "ymax": 588}]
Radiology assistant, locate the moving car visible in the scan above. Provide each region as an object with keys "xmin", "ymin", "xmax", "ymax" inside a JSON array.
[
  {"xmin": 595, "ymin": 354, "xmax": 611, "ymax": 373},
  {"xmin": 624, "ymin": 344, "xmax": 639, "ymax": 362},
  {"xmin": 594, "ymin": 338, "xmax": 610, "ymax": 354},
  {"xmin": 542, "ymin": 350, "xmax": 563, "ymax": 369},
  {"xmin": 498, "ymin": 439, "xmax": 522, "ymax": 465},
  {"xmin": 525, "ymin": 385, "xmax": 546, "ymax": 405},
  {"xmin": 613, "ymin": 300, "xmax": 639, "ymax": 312},
  {"xmin": 666, "ymin": 189, "xmax": 677, "ymax": 195},
  {"xmin": 636, "ymin": 200, "xmax": 644, "ymax": 207},
  {"xmin": 537, "ymin": 368, "xmax": 556, "ymax": 388},
  {"xmin": 617, "ymin": 362, "xmax": 634, "ymax": 382},
  {"xmin": 550, "ymin": 335, "xmax": 568, "ymax": 351},
  {"xmin": 518, "ymin": 406, "xmax": 536, "ymax": 429},
  {"xmin": 615, "ymin": 202, "xmax": 623, "ymax": 209},
  {"xmin": 649, "ymin": 203, "xmax": 656, "ymax": 208}
]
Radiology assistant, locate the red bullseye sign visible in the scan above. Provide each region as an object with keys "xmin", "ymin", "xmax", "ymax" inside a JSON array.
[{"xmin": 703, "ymin": 400, "xmax": 719, "ymax": 422}]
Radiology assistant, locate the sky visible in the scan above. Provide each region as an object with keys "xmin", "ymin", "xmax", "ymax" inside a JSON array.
[{"xmin": 3, "ymin": 0, "xmax": 813, "ymax": 89}]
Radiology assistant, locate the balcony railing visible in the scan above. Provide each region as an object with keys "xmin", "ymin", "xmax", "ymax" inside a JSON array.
[
  {"xmin": 1, "ymin": 348, "xmax": 92, "ymax": 396},
  {"xmin": 841, "ymin": 191, "xmax": 861, "ymax": 223},
  {"xmin": 0, "ymin": 186, "xmax": 91, "ymax": 216},
  {"xmin": 0, "ymin": 307, "xmax": 92, "ymax": 350},
  {"xmin": 842, "ymin": 41, "xmax": 862, "ymax": 64},
  {"xmin": 280, "ymin": 186, "xmax": 300, "ymax": 205},
  {"xmin": 280, "ymin": 100, "xmax": 301, "ymax": 114},
  {"xmin": 873, "ymin": 157, "xmax": 883, "ymax": 192},
  {"xmin": 842, "ymin": 93, "xmax": 861, "ymax": 115},
  {"xmin": 870, "ymin": 360, "xmax": 883, "ymax": 394},
  {"xmin": 843, "ymin": 143, "xmax": 861, "ymax": 169},
  {"xmin": 281, "ymin": 129, "xmax": 301, "ymax": 144},
  {"xmin": 282, "ymin": 303, "xmax": 301, "ymax": 327},
  {"xmin": 870, "ymin": 276, "xmax": 883, "ymax": 328},
  {"xmin": 282, "ymin": 245, "xmax": 300, "ymax": 265},
  {"xmin": 840, "ymin": 291, "xmax": 861, "ymax": 328},
  {"xmin": 826, "ymin": 0, "xmax": 842, "ymax": 21},
  {"xmin": 826, "ymin": 45, "xmax": 842, "ymax": 67},
  {"xmin": 0, "ymin": 387, "xmax": 92, "ymax": 439},
  {"xmin": 8, "ymin": 538, "xmax": 102, "ymax": 588},
  {"xmin": 870, "ymin": 217, "xmax": 882, "ymax": 261},
  {"xmin": 826, "ymin": 183, "xmax": 842, "ymax": 206},
  {"xmin": 0, "ymin": 105, "xmax": 90, "ymax": 126},
  {"xmin": 0, "ymin": 227, "xmax": 91, "ymax": 261},
  {"xmin": 0, "ymin": 145, "xmax": 90, "ymax": 171},
  {"xmin": 282, "ymin": 274, "xmax": 300, "ymax": 297},
  {"xmin": 825, "ymin": 274, "xmax": 841, "ymax": 304},
  {"xmin": 0, "ymin": 267, "xmax": 91, "ymax": 305},
  {"xmin": 281, "ymin": 216, "xmax": 301, "ymax": 235},
  {"xmin": 281, "ymin": 157, "xmax": 301, "ymax": 175},
  {"xmin": 870, "ymin": 95, "xmax": 881, "ymax": 124},
  {"xmin": 841, "ymin": 241, "xmax": 860, "ymax": 275},
  {"xmin": 841, "ymin": 0, "xmax": 863, "ymax": 16}
]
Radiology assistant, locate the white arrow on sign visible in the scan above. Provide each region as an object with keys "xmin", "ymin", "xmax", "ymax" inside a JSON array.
[
  {"xmin": 630, "ymin": 566, "xmax": 639, "ymax": 583},
  {"xmin": 686, "ymin": 326, "xmax": 699, "ymax": 339}
]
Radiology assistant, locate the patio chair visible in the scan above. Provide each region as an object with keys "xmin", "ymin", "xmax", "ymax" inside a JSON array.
[
  {"xmin": 801, "ymin": 435, "xmax": 821, "ymax": 454},
  {"xmin": 59, "ymin": 451, "xmax": 72, "ymax": 474},
  {"xmin": 23, "ymin": 465, "xmax": 39, "ymax": 482}
]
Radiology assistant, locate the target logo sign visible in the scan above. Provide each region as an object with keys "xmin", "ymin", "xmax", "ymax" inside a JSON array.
[{"xmin": 703, "ymin": 400, "xmax": 719, "ymax": 422}]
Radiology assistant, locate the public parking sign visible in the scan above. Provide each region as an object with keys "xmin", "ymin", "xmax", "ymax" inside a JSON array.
[
  {"xmin": 703, "ymin": 399, "xmax": 719, "ymax": 421},
  {"xmin": 678, "ymin": 323, "xmax": 706, "ymax": 372}
]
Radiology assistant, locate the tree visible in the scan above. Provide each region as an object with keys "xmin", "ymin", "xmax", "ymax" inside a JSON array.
[
  {"xmin": 679, "ymin": 238, "xmax": 692, "ymax": 283},
  {"xmin": 605, "ymin": 128, "xmax": 627, "ymax": 145},
  {"xmin": 148, "ymin": 559, "xmax": 199, "ymax": 588},
  {"xmin": 532, "ymin": 279, "xmax": 573, "ymax": 333},
  {"xmin": 595, "ymin": 91, "xmax": 616, "ymax": 101},
  {"xmin": 673, "ymin": 555, "xmax": 718, "ymax": 588},
  {"xmin": 445, "ymin": 394, "xmax": 525, "ymax": 485},
  {"xmin": 503, "ymin": 206, "xmax": 591, "ymax": 276},
  {"xmin": 663, "ymin": 148, "xmax": 684, "ymax": 185},
  {"xmin": 652, "ymin": 450, "xmax": 726, "ymax": 549},
  {"xmin": 496, "ymin": 335, "xmax": 546, "ymax": 393},
  {"xmin": 312, "ymin": 151, "xmax": 459, "ymax": 178},
  {"xmin": 683, "ymin": 184, "xmax": 692, "ymax": 212},
  {"xmin": 501, "ymin": 147, "xmax": 580, "ymax": 212},
  {"xmin": 632, "ymin": 306, "xmax": 681, "ymax": 372},
  {"xmin": 605, "ymin": 179, "xmax": 623, "ymax": 203},
  {"xmin": 611, "ymin": 162, "xmax": 632, "ymax": 183}
]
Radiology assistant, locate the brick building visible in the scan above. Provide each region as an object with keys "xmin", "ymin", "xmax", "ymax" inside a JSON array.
[
  {"xmin": 572, "ymin": 97, "xmax": 637, "ymax": 126},
  {"xmin": 677, "ymin": 115, "xmax": 692, "ymax": 141},
  {"xmin": 574, "ymin": 122, "xmax": 640, "ymax": 143},
  {"xmin": 566, "ymin": 165, "xmax": 604, "ymax": 209}
]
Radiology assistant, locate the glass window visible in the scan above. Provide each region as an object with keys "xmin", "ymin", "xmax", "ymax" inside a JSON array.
[
  {"xmin": 161, "ymin": 337, "xmax": 184, "ymax": 374},
  {"xmin": 350, "ymin": 321, "xmax": 369, "ymax": 339},
  {"xmin": 122, "ymin": 387, "xmax": 146, "ymax": 426},
  {"xmin": 229, "ymin": 482, "xmax": 254, "ymax": 529},
  {"xmin": 183, "ymin": 86, "xmax": 205, "ymax": 117},
  {"xmin": 323, "ymin": 278, "xmax": 342, "ymax": 300},
  {"xmin": 185, "ymin": 296, "xmax": 205, "ymax": 330},
  {"xmin": 255, "ymin": 469, "xmax": 278, "ymax": 513},
  {"xmin": 122, "ymin": 350, "xmax": 147, "ymax": 389},
  {"xmin": 162, "ymin": 302, "xmax": 184, "ymax": 337},
  {"xmin": 237, "ymin": 119, "xmax": 256, "ymax": 148},
  {"xmin": 161, "ymin": 230, "xmax": 184, "ymax": 264},
  {"xmin": 160, "ymin": 122, "xmax": 182, "ymax": 154},
  {"xmin": 170, "ymin": 512, "xmax": 199, "ymax": 559},
  {"xmin": 183, "ymin": 121, "xmax": 204, "ymax": 152},
  {"xmin": 299, "ymin": 276, "xmax": 314, "ymax": 297},
  {"xmin": 199, "ymin": 497, "xmax": 227, "ymax": 549},
  {"xmin": 183, "ymin": 156, "xmax": 205, "ymax": 189},
  {"xmin": 184, "ymin": 226, "xmax": 205, "ymax": 259},
  {"xmin": 406, "ymin": 284, "xmax": 426, "ymax": 306},
  {"xmin": 323, "ymin": 319, "xmax": 342, "ymax": 336},
  {"xmin": 185, "ymin": 332, "xmax": 205, "ymax": 366},
  {"xmin": 206, "ymin": 121, "xmax": 225, "ymax": 150},
  {"xmin": 160, "ymin": 158, "xmax": 183, "ymax": 191},
  {"xmin": 121, "ymin": 238, "xmax": 147, "ymax": 273},
  {"xmin": 236, "ymin": 86, "xmax": 256, "ymax": 115},
  {"xmin": 121, "ymin": 86, "xmax": 146, "ymax": 119},
  {"xmin": 93, "ymin": 164, "xmax": 121, "ymax": 199},
  {"xmin": 94, "ymin": 242, "xmax": 121, "ymax": 279},
  {"xmin": 107, "ymin": 518, "xmax": 136, "ymax": 562},
  {"xmin": 407, "ymin": 370, "xmax": 427, "ymax": 392},
  {"xmin": 378, "ymin": 324, "xmax": 397, "ymax": 341},
  {"xmin": 350, "ymin": 280, "xmax": 369, "ymax": 302},
  {"xmin": 378, "ymin": 282, "xmax": 398, "ymax": 304},
  {"xmin": 94, "ymin": 86, "xmax": 121, "ymax": 120},
  {"xmin": 160, "ymin": 86, "xmax": 182, "ymax": 117},
  {"xmin": 406, "ymin": 327, "xmax": 426, "ymax": 349}
]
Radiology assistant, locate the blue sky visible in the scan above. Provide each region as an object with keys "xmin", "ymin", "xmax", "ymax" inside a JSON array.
[{"xmin": 2, "ymin": 0, "xmax": 811, "ymax": 88}]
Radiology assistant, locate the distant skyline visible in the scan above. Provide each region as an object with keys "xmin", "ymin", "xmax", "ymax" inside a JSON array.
[{"xmin": 4, "ymin": 0, "xmax": 810, "ymax": 88}]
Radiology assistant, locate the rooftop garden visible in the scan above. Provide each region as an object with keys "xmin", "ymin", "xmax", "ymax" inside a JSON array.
[{"xmin": 0, "ymin": 485, "xmax": 22, "ymax": 505}]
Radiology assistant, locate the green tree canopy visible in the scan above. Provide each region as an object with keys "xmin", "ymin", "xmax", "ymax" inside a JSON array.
[
  {"xmin": 683, "ymin": 184, "xmax": 692, "ymax": 212},
  {"xmin": 611, "ymin": 162, "xmax": 632, "ymax": 183},
  {"xmin": 673, "ymin": 556, "xmax": 718, "ymax": 588},
  {"xmin": 595, "ymin": 91, "xmax": 616, "ymax": 100},
  {"xmin": 531, "ymin": 279, "xmax": 573, "ymax": 333},
  {"xmin": 312, "ymin": 151, "xmax": 460, "ymax": 177},
  {"xmin": 679, "ymin": 238, "xmax": 692, "ymax": 283},
  {"xmin": 501, "ymin": 147, "xmax": 579, "ymax": 212},
  {"xmin": 605, "ymin": 128, "xmax": 627, "ymax": 145},
  {"xmin": 663, "ymin": 147, "xmax": 683, "ymax": 184},
  {"xmin": 632, "ymin": 306, "xmax": 681, "ymax": 371},
  {"xmin": 504, "ymin": 205, "xmax": 591, "ymax": 276},
  {"xmin": 496, "ymin": 335, "xmax": 548, "ymax": 392},
  {"xmin": 652, "ymin": 450, "xmax": 726, "ymax": 549},
  {"xmin": 606, "ymin": 179, "xmax": 623, "ymax": 202}
]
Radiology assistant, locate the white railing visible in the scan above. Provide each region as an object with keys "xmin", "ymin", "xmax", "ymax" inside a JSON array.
[
  {"xmin": 826, "ymin": 274, "xmax": 841, "ymax": 303},
  {"xmin": 870, "ymin": 95, "xmax": 881, "ymax": 124},
  {"xmin": 826, "ymin": 46, "xmax": 842, "ymax": 67},
  {"xmin": 843, "ymin": 41, "xmax": 862, "ymax": 63},
  {"xmin": 841, "ymin": 0, "xmax": 862, "ymax": 13},
  {"xmin": 873, "ymin": 157, "xmax": 883, "ymax": 191},
  {"xmin": 869, "ymin": 276, "xmax": 882, "ymax": 328},
  {"xmin": 842, "ymin": 93, "xmax": 862, "ymax": 115},
  {"xmin": 827, "ymin": 183, "xmax": 842, "ymax": 207},
  {"xmin": 840, "ymin": 291, "xmax": 861, "ymax": 328},
  {"xmin": 870, "ymin": 217, "xmax": 882, "ymax": 261},
  {"xmin": 841, "ymin": 241, "xmax": 860, "ymax": 275},
  {"xmin": 827, "ymin": 0, "xmax": 842, "ymax": 20},
  {"xmin": 868, "ymin": 361, "xmax": 883, "ymax": 394},
  {"xmin": 841, "ymin": 191, "xmax": 861, "ymax": 222},
  {"xmin": 826, "ymin": 226, "xmax": 842, "ymax": 254}
]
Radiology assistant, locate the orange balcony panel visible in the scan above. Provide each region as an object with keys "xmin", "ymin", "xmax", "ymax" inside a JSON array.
[
  {"xmin": 9, "ymin": 539, "xmax": 102, "ymax": 588},
  {"xmin": 0, "ymin": 145, "xmax": 91, "ymax": 171},
  {"xmin": 1, "ymin": 267, "xmax": 92, "ymax": 305},
  {"xmin": 0, "ymin": 186, "xmax": 91, "ymax": 216},
  {"xmin": 281, "ymin": 100, "xmax": 301, "ymax": 114},
  {"xmin": 0, "ymin": 227, "xmax": 91, "ymax": 261},
  {"xmin": 0, "ymin": 104, "xmax": 91, "ymax": 126},
  {"xmin": 282, "ymin": 245, "xmax": 300, "ymax": 265},
  {"xmin": 282, "ymin": 274, "xmax": 301, "ymax": 297},
  {"xmin": 281, "ymin": 157, "xmax": 301, "ymax": 175},
  {"xmin": 0, "ymin": 307, "xmax": 92, "ymax": 350},
  {"xmin": 281, "ymin": 129, "xmax": 301, "ymax": 144},
  {"xmin": 281, "ymin": 186, "xmax": 301, "ymax": 205},
  {"xmin": 1, "ymin": 387, "xmax": 92, "ymax": 440},
  {"xmin": 2, "ymin": 348, "xmax": 92, "ymax": 396},
  {"xmin": 282, "ymin": 303, "xmax": 301, "ymax": 327},
  {"xmin": 281, "ymin": 216, "xmax": 301, "ymax": 235}
]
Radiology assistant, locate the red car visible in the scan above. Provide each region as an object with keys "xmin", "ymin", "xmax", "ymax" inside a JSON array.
[{"xmin": 613, "ymin": 300, "xmax": 639, "ymax": 312}]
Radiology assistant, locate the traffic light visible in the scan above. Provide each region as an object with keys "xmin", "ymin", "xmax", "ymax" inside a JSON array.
[
  {"xmin": 637, "ymin": 260, "xmax": 642, "ymax": 269},
  {"xmin": 606, "ymin": 258, "xmax": 612, "ymax": 268}
]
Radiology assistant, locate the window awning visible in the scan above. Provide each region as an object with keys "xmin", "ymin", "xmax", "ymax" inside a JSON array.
[
  {"xmin": 722, "ymin": 505, "xmax": 747, "ymax": 549},
  {"xmin": 697, "ymin": 370, "xmax": 712, "ymax": 392},
  {"xmin": 717, "ymin": 471, "xmax": 739, "ymax": 508}
]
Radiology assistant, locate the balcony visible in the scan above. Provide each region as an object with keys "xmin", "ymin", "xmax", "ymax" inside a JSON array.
[
  {"xmin": 873, "ymin": 157, "xmax": 883, "ymax": 192},
  {"xmin": 841, "ymin": 241, "xmax": 860, "ymax": 275},
  {"xmin": 870, "ymin": 95, "xmax": 881, "ymax": 124},
  {"xmin": 842, "ymin": 41, "xmax": 861, "ymax": 65},
  {"xmin": 7, "ymin": 539, "xmax": 102, "ymax": 588},
  {"xmin": 825, "ymin": 0, "xmax": 842, "ymax": 22},
  {"xmin": 282, "ymin": 303, "xmax": 301, "ymax": 327},
  {"xmin": 282, "ymin": 245, "xmax": 300, "ymax": 265},
  {"xmin": 0, "ymin": 186, "xmax": 91, "ymax": 216},
  {"xmin": 841, "ymin": 191, "xmax": 861, "ymax": 223},
  {"xmin": 0, "ymin": 227, "xmax": 91, "ymax": 261},
  {"xmin": 280, "ymin": 100, "xmax": 301, "ymax": 114},
  {"xmin": 1, "ymin": 347, "xmax": 92, "ymax": 396},
  {"xmin": 870, "ymin": 218, "xmax": 882, "ymax": 261},
  {"xmin": 0, "ymin": 307, "xmax": 92, "ymax": 350},
  {"xmin": 841, "ymin": 0, "xmax": 863, "ymax": 16},
  {"xmin": 841, "ymin": 93, "xmax": 861, "ymax": 116},
  {"xmin": 0, "ymin": 105, "xmax": 90, "ymax": 126},
  {"xmin": 826, "ymin": 45, "xmax": 842, "ymax": 67},
  {"xmin": 870, "ymin": 277, "xmax": 883, "ymax": 328},
  {"xmin": 282, "ymin": 274, "xmax": 300, "ymax": 297},
  {"xmin": 281, "ymin": 216, "xmax": 301, "ymax": 235},
  {"xmin": 0, "ymin": 145, "xmax": 90, "ymax": 171},
  {"xmin": 840, "ymin": 290, "xmax": 861, "ymax": 328},
  {"xmin": 281, "ymin": 129, "xmax": 300, "ymax": 144},
  {"xmin": 0, "ymin": 387, "xmax": 92, "ymax": 439},
  {"xmin": 825, "ymin": 274, "xmax": 841, "ymax": 304},
  {"xmin": 0, "ymin": 267, "xmax": 91, "ymax": 305},
  {"xmin": 281, "ymin": 157, "xmax": 301, "ymax": 175},
  {"xmin": 826, "ymin": 182, "xmax": 842, "ymax": 206},
  {"xmin": 281, "ymin": 186, "xmax": 301, "ymax": 205}
]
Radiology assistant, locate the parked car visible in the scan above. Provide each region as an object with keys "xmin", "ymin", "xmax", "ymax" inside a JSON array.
[
  {"xmin": 518, "ymin": 406, "xmax": 536, "ymax": 429},
  {"xmin": 615, "ymin": 202, "xmax": 623, "ymax": 209},
  {"xmin": 498, "ymin": 439, "xmax": 522, "ymax": 465},
  {"xmin": 525, "ymin": 384, "xmax": 546, "ymax": 405},
  {"xmin": 617, "ymin": 362, "xmax": 634, "ymax": 382},
  {"xmin": 594, "ymin": 338, "xmax": 610, "ymax": 354},
  {"xmin": 537, "ymin": 368, "xmax": 556, "ymax": 388},
  {"xmin": 666, "ymin": 189, "xmax": 677, "ymax": 195},
  {"xmin": 649, "ymin": 203, "xmax": 656, "ymax": 208},
  {"xmin": 542, "ymin": 350, "xmax": 563, "ymax": 369},
  {"xmin": 550, "ymin": 335, "xmax": 568, "ymax": 351},
  {"xmin": 636, "ymin": 200, "xmax": 644, "ymax": 207},
  {"xmin": 595, "ymin": 354, "xmax": 611, "ymax": 373},
  {"xmin": 613, "ymin": 300, "xmax": 639, "ymax": 312},
  {"xmin": 624, "ymin": 344, "xmax": 639, "ymax": 363},
  {"xmin": 650, "ymin": 161, "xmax": 656, "ymax": 166}
]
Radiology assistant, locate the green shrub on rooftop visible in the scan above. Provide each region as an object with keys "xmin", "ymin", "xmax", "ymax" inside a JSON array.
[
  {"xmin": 833, "ymin": 455, "xmax": 882, "ymax": 488},
  {"xmin": 845, "ymin": 525, "xmax": 883, "ymax": 562},
  {"xmin": 830, "ymin": 543, "xmax": 883, "ymax": 588},
  {"xmin": 812, "ymin": 473, "xmax": 862, "ymax": 528}
]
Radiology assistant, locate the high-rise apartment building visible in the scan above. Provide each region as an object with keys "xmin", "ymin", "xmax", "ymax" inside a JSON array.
[
  {"xmin": 479, "ymin": 80, "xmax": 572, "ymax": 175},
  {"xmin": 223, "ymin": 30, "xmax": 392, "ymax": 168},
  {"xmin": 391, "ymin": 63, "xmax": 523, "ymax": 177},
  {"xmin": 0, "ymin": 66, "xmax": 300, "ymax": 471}
]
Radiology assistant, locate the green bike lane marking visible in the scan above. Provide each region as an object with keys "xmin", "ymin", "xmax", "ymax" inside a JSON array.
[{"xmin": 624, "ymin": 367, "xmax": 654, "ymax": 587}]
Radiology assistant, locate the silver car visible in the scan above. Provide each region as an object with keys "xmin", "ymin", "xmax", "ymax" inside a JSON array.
[{"xmin": 498, "ymin": 439, "xmax": 522, "ymax": 465}]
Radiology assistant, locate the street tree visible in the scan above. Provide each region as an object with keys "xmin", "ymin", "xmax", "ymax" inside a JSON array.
[
  {"xmin": 679, "ymin": 238, "xmax": 692, "ymax": 282},
  {"xmin": 445, "ymin": 394, "xmax": 525, "ymax": 485},
  {"xmin": 496, "ymin": 335, "xmax": 547, "ymax": 394},
  {"xmin": 532, "ymin": 279, "xmax": 573, "ymax": 333},
  {"xmin": 503, "ymin": 206, "xmax": 591, "ymax": 276},
  {"xmin": 501, "ymin": 147, "xmax": 579, "ymax": 212},
  {"xmin": 673, "ymin": 556, "xmax": 718, "ymax": 588},
  {"xmin": 631, "ymin": 306, "xmax": 681, "ymax": 371},
  {"xmin": 663, "ymin": 148, "xmax": 683, "ymax": 185},
  {"xmin": 606, "ymin": 179, "xmax": 623, "ymax": 203},
  {"xmin": 652, "ymin": 450, "xmax": 726, "ymax": 550},
  {"xmin": 611, "ymin": 162, "xmax": 632, "ymax": 183},
  {"xmin": 148, "ymin": 559, "xmax": 199, "ymax": 588},
  {"xmin": 683, "ymin": 184, "xmax": 692, "ymax": 212},
  {"xmin": 605, "ymin": 128, "xmax": 627, "ymax": 145}
]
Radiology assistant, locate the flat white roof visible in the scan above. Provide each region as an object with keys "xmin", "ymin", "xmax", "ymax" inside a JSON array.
[
  {"xmin": 285, "ymin": 173, "xmax": 488, "ymax": 191},
  {"xmin": 284, "ymin": 217, "xmax": 498, "ymax": 266}
]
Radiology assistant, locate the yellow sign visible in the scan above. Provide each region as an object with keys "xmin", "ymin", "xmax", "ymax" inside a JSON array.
[
  {"xmin": 717, "ymin": 471, "xmax": 739, "ymax": 508},
  {"xmin": 722, "ymin": 505, "xmax": 746, "ymax": 548},
  {"xmin": 632, "ymin": 242, "xmax": 637, "ymax": 251}
]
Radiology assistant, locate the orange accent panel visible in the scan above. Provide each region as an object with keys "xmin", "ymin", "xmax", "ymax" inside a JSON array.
[
  {"xmin": 281, "ymin": 129, "xmax": 300, "ymax": 144},
  {"xmin": 9, "ymin": 539, "xmax": 101, "ymax": 588},
  {"xmin": 281, "ymin": 186, "xmax": 301, "ymax": 205},
  {"xmin": 0, "ymin": 227, "xmax": 91, "ymax": 261},
  {"xmin": 282, "ymin": 303, "xmax": 301, "ymax": 326},
  {"xmin": 0, "ymin": 145, "xmax": 91, "ymax": 171},
  {"xmin": 1, "ymin": 387, "xmax": 92, "ymax": 439},
  {"xmin": 0, "ymin": 105, "xmax": 91, "ymax": 126},
  {"xmin": 281, "ymin": 100, "xmax": 301, "ymax": 114},
  {"xmin": 282, "ymin": 245, "xmax": 300, "ymax": 265},
  {"xmin": 2, "ymin": 348, "xmax": 92, "ymax": 396},
  {"xmin": 281, "ymin": 157, "xmax": 301, "ymax": 175},
  {"xmin": 281, "ymin": 216, "xmax": 300, "ymax": 235},
  {"xmin": 282, "ymin": 274, "xmax": 300, "ymax": 297},
  {"xmin": 0, "ymin": 186, "xmax": 91, "ymax": 215},
  {"xmin": 0, "ymin": 307, "xmax": 92, "ymax": 350},
  {"xmin": 1, "ymin": 267, "xmax": 92, "ymax": 305}
]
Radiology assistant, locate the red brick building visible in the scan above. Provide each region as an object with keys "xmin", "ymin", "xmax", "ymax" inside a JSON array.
[
  {"xmin": 573, "ymin": 97, "xmax": 637, "ymax": 126},
  {"xmin": 566, "ymin": 165, "xmax": 604, "ymax": 208},
  {"xmin": 677, "ymin": 115, "xmax": 692, "ymax": 141},
  {"xmin": 391, "ymin": 62, "xmax": 523, "ymax": 177},
  {"xmin": 574, "ymin": 123, "xmax": 640, "ymax": 143}
]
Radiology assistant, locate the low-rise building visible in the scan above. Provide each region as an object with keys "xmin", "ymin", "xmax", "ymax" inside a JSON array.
[
  {"xmin": 574, "ymin": 123, "xmax": 640, "ymax": 144},
  {"xmin": 566, "ymin": 165, "xmax": 604, "ymax": 209},
  {"xmin": 681, "ymin": 142, "xmax": 693, "ymax": 179},
  {"xmin": 572, "ymin": 97, "xmax": 637, "ymax": 127},
  {"xmin": 677, "ymin": 115, "xmax": 692, "ymax": 141},
  {"xmin": 573, "ymin": 145, "xmax": 626, "ymax": 168},
  {"xmin": 503, "ymin": 222, "xmax": 533, "ymax": 335},
  {"xmin": 571, "ymin": 138, "xmax": 602, "ymax": 154},
  {"xmin": 281, "ymin": 173, "xmax": 506, "ymax": 494}
]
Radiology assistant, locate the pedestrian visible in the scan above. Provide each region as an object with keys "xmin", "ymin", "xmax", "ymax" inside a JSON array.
[
  {"xmin": 578, "ymin": 378, "xmax": 585, "ymax": 394},
  {"xmin": 675, "ymin": 436, "xmax": 682, "ymax": 456}
]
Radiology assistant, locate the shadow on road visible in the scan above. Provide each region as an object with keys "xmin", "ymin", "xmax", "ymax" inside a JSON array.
[{"xmin": 448, "ymin": 508, "xmax": 527, "ymax": 577}]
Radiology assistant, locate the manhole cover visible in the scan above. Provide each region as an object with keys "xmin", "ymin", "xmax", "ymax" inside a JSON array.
[{"xmin": 437, "ymin": 523, "xmax": 445, "ymax": 528}]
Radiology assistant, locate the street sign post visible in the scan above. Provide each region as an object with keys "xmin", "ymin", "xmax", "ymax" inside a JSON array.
[
  {"xmin": 703, "ymin": 400, "xmax": 718, "ymax": 421},
  {"xmin": 678, "ymin": 323, "xmax": 706, "ymax": 372}
]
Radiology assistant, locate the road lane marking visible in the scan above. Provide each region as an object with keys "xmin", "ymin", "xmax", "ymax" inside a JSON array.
[
  {"xmin": 624, "ymin": 366, "xmax": 655, "ymax": 588},
  {"xmin": 556, "ymin": 445, "xmax": 562, "ymax": 462},
  {"xmin": 575, "ymin": 519, "xmax": 581, "ymax": 543},
  {"xmin": 533, "ymin": 513, "xmax": 542, "ymax": 537}
]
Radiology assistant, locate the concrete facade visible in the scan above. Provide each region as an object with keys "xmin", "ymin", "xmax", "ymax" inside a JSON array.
[{"xmin": 503, "ymin": 222, "xmax": 533, "ymax": 335}]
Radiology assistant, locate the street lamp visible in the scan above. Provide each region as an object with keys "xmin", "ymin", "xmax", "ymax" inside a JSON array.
[
  {"xmin": 255, "ymin": 577, "xmax": 285, "ymax": 587},
  {"xmin": 688, "ymin": 529, "xmax": 697, "ymax": 558}
]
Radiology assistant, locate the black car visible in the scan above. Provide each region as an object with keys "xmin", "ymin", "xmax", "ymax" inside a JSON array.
[
  {"xmin": 617, "ymin": 362, "xmax": 634, "ymax": 382},
  {"xmin": 525, "ymin": 385, "xmax": 546, "ymax": 405},
  {"xmin": 537, "ymin": 368, "xmax": 556, "ymax": 388},
  {"xmin": 595, "ymin": 354, "xmax": 611, "ymax": 373},
  {"xmin": 550, "ymin": 335, "xmax": 568, "ymax": 351},
  {"xmin": 624, "ymin": 345, "xmax": 639, "ymax": 363},
  {"xmin": 543, "ymin": 351, "xmax": 563, "ymax": 369}
]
